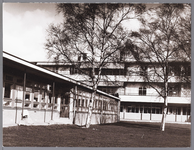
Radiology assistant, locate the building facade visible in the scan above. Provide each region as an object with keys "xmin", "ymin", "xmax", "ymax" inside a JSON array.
[
  {"xmin": 3, "ymin": 52, "xmax": 120, "ymax": 127},
  {"xmin": 35, "ymin": 55, "xmax": 191, "ymax": 123}
]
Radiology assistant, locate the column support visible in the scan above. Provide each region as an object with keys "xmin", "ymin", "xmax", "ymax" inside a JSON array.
[
  {"xmin": 150, "ymin": 103, "xmax": 152, "ymax": 120},
  {"xmin": 21, "ymin": 72, "xmax": 26, "ymax": 120},
  {"xmin": 117, "ymin": 100, "xmax": 120, "ymax": 122},
  {"xmin": 73, "ymin": 85, "xmax": 77, "ymax": 124},
  {"xmin": 51, "ymin": 81, "xmax": 55, "ymax": 120}
]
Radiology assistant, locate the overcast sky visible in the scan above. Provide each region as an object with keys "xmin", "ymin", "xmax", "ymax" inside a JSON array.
[
  {"xmin": 3, "ymin": 3, "xmax": 141, "ymax": 62},
  {"xmin": 3, "ymin": 3, "xmax": 63, "ymax": 61}
]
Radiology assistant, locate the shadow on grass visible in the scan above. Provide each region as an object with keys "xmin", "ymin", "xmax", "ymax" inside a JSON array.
[{"xmin": 99, "ymin": 121, "xmax": 161, "ymax": 130}]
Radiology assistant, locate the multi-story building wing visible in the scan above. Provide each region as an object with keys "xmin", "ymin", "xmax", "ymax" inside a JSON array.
[{"xmin": 34, "ymin": 55, "xmax": 191, "ymax": 123}]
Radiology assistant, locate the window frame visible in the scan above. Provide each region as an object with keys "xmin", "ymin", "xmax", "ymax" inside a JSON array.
[{"xmin": 139, "ymin": 87, "xmax": 147, "ymax": 96}]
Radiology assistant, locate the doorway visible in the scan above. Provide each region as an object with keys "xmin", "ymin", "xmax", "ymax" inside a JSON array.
[{"xmin": 60, "ymin": 93, "xmax": 70, "ymax": 118}]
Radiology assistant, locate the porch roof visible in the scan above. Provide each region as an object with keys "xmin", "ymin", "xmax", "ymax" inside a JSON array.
[{"xmin": 3, "ymin": 51, "xmax": 120, "ymax": 101}]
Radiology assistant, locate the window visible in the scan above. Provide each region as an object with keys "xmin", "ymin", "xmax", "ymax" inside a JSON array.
[
  {"xmin": 181, "ymin": 65, "xmax": 191, "ymax": 76},
  {"xmin": 152, "ymin": 108, "xmax": 155, "ymax": 114},
  {"xmin": 132, "ymin": 106, "xmax": 135, "ymax": 112},
  {"xmin": 83, "ymin": 53, "xmax": 87, "ymax": 60},
  {"xmin": 168, "ymin": 107, "xmax": 176, "ymax": 114},
  {"xmin": 176, "ymin": 107, "xmax": 181, "ymax": 115},
  {"xmin": 155, "ymin": 107, "xmax": 161, "ymax": 114},
  {"xmin": 169, "ymin": 65, "xmax": 181, "ymax": 76},
  {"xmin": 70, "ymin": 67, "xmax": 80, "ymax": 74},
  {"xmin": 186, "ymin": 65, "xmax": 191, "ymax": 76},
  {"xmin": 78, "ymin": 56, "xmax": 81, "ymax": 61},
  {"xmin": 82, "ymin": 99, "xmax": 85, "ymax": 107},
  {"xmin": 183, "ymin": 107, "xmax": 187, "ymax": 115},
  {"xmin": 78, "ymin": 99, "xmax": 81, "ymax": 107},
  {"xmin": 119, "ymin": 69, "xmax": 125, "ymax": 75},
  {"xmin": 54, "ymin": 94, "xmax": 58, "ymax": 104},
  {"xmin": 126, "ymin": 105, "xmax": 140, "ymax": 113},
  {"xmin": 120, "ymin": 106, "xmax": 123, "ymax": 112},
  {"xmin": 93, "ymin": 100, "xmax": 95, "ymax": 108},
  {"xmin": 85, "ymin": 99, "xmax": 88, "ymax": 107},
  {"xmin": 120, "ymin": 50, "xmax": 131, "ymax": 61},
  {"xmin": 25, "ymin": 94, "xmax": 30, "ymax": 100},
  {"xmin": 139, "ymin": 66, "xmax": 147, "ymax": 76},
  {"xmin": 144, "ymin": 107, "xmax": 148, "ymax": 113},
  {"xmin": 139, "ymin": 87, "xmax": 146, "ymax": 96},
  {"xmin": 25, "ymin": 87, "xmax": 32, "ymax": 101},
  {"xmin": 187, "ymin": 108, "xmax": 190, "ymax": 115},
  {"xmin": 147, "ymin": 107, "xmax": 151, "ymax": 113},
  {"xmin": 48, "ymin": 93, "xmax": 52, "ymax": 103},
  {"xmin": 103, "ymin": 101, "xmax": 107, "ymax": 110},
  {"xmin": 168, "ymin": 107, "xmax": 173, "ymax": 114},
  {"xmin": 183, "ymin": 84, "xmax": 191, "ymax": 89},
  {"xmin": 34, "ymin": 90, "xmax": 40, "ymax": 102},
  {"xmin": 4, "ymin": 83, "xmax": 12, "ymax": 98},
  {"xmin": 168, "ymin": 86, "xmax": 180, "ymax": 97},
  {"xmin": 78, "ymin": 53, "xmax": 87, "ymax": 61},
  {"xmin": 41, "ymin": 90, "xmax": 46, "ymax": 102},
  {"xmin": 95, "ymin": 100, "xmax": 98, "ymax": 109},
  {"xmin": 98, "ymin": 100, "xmax": 102, "ymax": 109},
  {"xmin": 127, "ymin": 106, "xmax": 131, "ymax": 112},
  {"xmin": 16, "ymin": 85, "xmax": 23, "ymax": 100},
  {"xmin": 136, "ymin": 106, "xmax": 139, "ymax": 113},
  {"xmin": 33, "ymin": 103, "xmax": 38, "ymax": 108},
  {"xmin": 140, "ymin": 106, "xmax": 143, "ymax": 113}
]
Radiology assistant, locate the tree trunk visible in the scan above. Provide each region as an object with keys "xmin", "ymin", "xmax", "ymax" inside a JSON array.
[
  {"xmin": 161, "ymin": 64, "xmax": 169, "ymax": 131},
  {"xmin": 85, "ymin": 91, "xmax": 96, "ymax": 128},
  {"xmin": 161, "ymin": 96, "xmax": 168, "ymax": 131}
]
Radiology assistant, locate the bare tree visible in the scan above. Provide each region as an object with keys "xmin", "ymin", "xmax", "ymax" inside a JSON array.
[
  {"xmin": 127, "ymin": 4, "xmax": 191, "ymax": 131},
  {"xmin": 45, "ymin": 3, "xmax": 146, "ymax": 128}
]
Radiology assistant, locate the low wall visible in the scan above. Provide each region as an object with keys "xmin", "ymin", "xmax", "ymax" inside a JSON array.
[
  {"xmin": 74, "ymin": 111, "xmax": 118, "ymax": 126},
  {"xmin": 3, "ymin": 107, "xmax": 60, "ymax": 125},
  {"xmin": 120, "ymin": 112, "xmax": 191, "ymax": 122}
]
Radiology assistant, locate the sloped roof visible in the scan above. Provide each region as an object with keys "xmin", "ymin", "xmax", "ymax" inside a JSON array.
[{"xmin": 3, "ymin": 51, "xmax": 120, "ymax": 101}]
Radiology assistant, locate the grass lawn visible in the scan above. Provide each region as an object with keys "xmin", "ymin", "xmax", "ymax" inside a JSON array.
[{"xmin": 3, "ymin": 121, "xmax": 191, "ymax": 147}]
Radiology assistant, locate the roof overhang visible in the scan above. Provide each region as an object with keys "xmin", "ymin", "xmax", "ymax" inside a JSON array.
[{"xmin": 3, "ymin": 51, "xmax": 120, "ymax": 101}]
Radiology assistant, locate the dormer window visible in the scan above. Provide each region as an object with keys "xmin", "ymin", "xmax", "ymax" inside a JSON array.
[{"xmin": 78, "ymin": 53, "xmax": 87, "ymax": 61}]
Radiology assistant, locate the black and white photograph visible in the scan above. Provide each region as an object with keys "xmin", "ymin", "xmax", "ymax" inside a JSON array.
[{"xmin": 2, "ymin": 2, "xmax": 191, "ymax": 147}]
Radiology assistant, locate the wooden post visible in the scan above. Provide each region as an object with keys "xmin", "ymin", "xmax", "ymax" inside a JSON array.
[
  {"xmin": 123, "ymin": 105, "xmax": 126, "ymax": 119},
  {"xmin": 15, "ymin": 97, "xmax": 18, "ymax": 123},
  {"xmin": 21, "ymin": 72, "xmax": 26, "ymax": 120},
  {"xmin": 101, "ymin": 97, "xmax": 104, "ymax": 123},
  {"xmin": 44, "ymin": 92, "xmax": 47, "ymax": 122},
  {"xmin": 14, "ymin": 84, "xmax": 18, "ymax": 124},
  {"xmin": 150, "ymin": 103, "xmax": 152, "ymax": 121},
  {"xmin": 117, "ymin": 99, "xmax": 120, "ymax": 122},
  {"xmin": 73, "ymin": 86, "xmax": 77, "ymax": 124},
  {"xmin": 51, "ymin": 82, "xmax": 55, "ymax": 120},
  {"xmin": 44, "ymin": 108, "xmax": 46, "ymax": 122}
]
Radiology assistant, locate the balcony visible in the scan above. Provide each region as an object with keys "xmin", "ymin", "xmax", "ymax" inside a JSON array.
[{"xmin": 119, "ymin": 95, "xmax": 191, "ymax": 104}]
